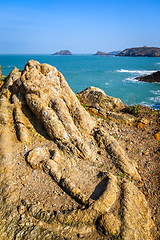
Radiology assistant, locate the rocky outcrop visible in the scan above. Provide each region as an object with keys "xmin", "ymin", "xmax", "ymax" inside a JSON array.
[
  {"xmin": 136, "ymin": 71, "xmax": 160, "ymax": 82},
  {"xmin": 52, "ymin": 50, "xmax": 72, "ymax": 55},
  {"xmin": 94, "ymin": 51, "xmax": 113, "ymax": 56},
  {"xmin": 0, "ymin": 60, "xmax": 154, "ymax": 239},
  {"xmin": 77, "ymin": 86, "xmax": 136, "ymax": 124},
  {"xmin": 117, "ymin": 46, "xmax": 160, "ymax": 57}
]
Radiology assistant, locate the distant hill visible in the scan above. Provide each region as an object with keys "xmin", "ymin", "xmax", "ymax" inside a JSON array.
[
  {"xmin": 117, "ymin": 47, "xmax": 160, "ymax": 57},
  {"xmin": 52, "ymin": 50, "xmax": 72, "ymax": 55}
]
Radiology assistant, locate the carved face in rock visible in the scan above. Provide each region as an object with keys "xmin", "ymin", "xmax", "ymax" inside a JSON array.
[{"xmin": 0, "ymin": 60, "xmax": 153, "ymax": 239}]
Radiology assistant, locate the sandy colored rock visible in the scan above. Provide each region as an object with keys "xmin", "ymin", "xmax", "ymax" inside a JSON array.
[
  {"xmin": 0, "ymin": 60, "xmax": 156, "ymax": 240},
  {"xmin": 77, "ymin": 86, "xmax": 137, "ymax": 124},
  {"xmin": 78, "ymin": 86, "xmax": 124, "ymax": 110},
  {"xmin": 154, "ymin": 132, "xmax": 160, "ymax": 141}
]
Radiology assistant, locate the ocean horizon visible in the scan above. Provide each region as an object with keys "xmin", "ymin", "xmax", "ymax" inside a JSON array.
[{"xmin": 0, "ymin": 54, "xmax": 160, "ymax": 109}]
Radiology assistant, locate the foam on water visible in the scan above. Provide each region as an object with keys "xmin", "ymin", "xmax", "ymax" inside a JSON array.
[
  {"xmin": 122, "ymin": 77, "xmax": 139, "ymax": 83},
  {"xmin": 117, "ymin": 69, "xmax": 157, "ymax": 75},
  {"xmin": 150, "ymin": 90, "xmax": 160, "ymax": 95}
]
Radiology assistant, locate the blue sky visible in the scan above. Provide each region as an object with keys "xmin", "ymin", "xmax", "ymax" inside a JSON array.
[{"xmin": 0, "ymin": 0, "xmax": 160, "ymax": 54}]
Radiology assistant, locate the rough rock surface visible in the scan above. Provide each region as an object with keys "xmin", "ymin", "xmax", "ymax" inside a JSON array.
[
  {"xmin": 52, "ymin": 50, "xmax": 72, "ymax": 55},
  {"xmin": 136, "ymin": 71, "xmax": 160, "ymax": 82},
  {"xmin": 117, "ymin": 46, "xmax": 160, "ymax": 57},
  {"xmin": 77, "ymin": 86, "xmax": 136, "ymax": 124},
  {"xmin": 0, "ymin": 60, "xmax": 156, "ymax": 239}
]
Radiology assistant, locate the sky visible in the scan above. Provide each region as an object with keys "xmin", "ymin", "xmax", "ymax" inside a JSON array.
[{"xmin": 0, "ymin": 0, "xmax": 160, "ymax": 54}]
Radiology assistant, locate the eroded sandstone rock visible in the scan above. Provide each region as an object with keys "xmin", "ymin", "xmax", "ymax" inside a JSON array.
[
  {"xmin": 77, "ymin": 86, "xmax": 136, "ymax": 124},
  {"xmin": 0, "ymin": 60, "xmax": 153, "ymax": 239}
]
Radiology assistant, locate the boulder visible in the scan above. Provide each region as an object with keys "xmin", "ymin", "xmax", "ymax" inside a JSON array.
[
  {"xmin": 77, "ymin": 86, "xmax": 124, "ymax": 110},
  {"xmin": 77, "ymin": 86, "xmax": 136, "ymax": 124}
]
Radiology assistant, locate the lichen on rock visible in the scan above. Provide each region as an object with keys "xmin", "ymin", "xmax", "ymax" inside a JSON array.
[{"xmin": 0, "ymin": 60, "xmax": 154, "ymax": 239}]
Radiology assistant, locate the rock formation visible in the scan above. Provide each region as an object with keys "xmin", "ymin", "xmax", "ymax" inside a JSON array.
[
  {"xmin": 117, "ymin": 46, "xmax": 160, "ymax": 57},
  {"xmin": 136, "ymin": 71, "xmax": 160, "ymax": 82},
  {"xmin": 77, "ymin": 86, "xmax": 136, "ymax": 124},
  {"xmin": 52, "ymin": 50, "xmax": 72, "ymax": 55},
  {"xmin": 0, "ymin": 60, "xmax": 154, "ymax": 239}
]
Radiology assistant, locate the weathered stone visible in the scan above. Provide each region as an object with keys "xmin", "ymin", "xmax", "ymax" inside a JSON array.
[
  {"xmin": 121, "ymin": 180, "xmax": 154, "ymax": 240},
  {"xmin": 0, "ymin": 60, "xmax": 154, "ymax": 239},
  {"xmin": 78, "ymin": 86, "xmax": 124, "ymax": 110},
  {"xmin": 77, "ymin": 86, "xmax": 137, "ymax": 125}
]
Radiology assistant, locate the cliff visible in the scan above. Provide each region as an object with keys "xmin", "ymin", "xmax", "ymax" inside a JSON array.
[
  {"xmin": 0, "ymin": 60, "xmax": 159, "ymax": 239},
  {"xmin": 117, "ymin": 46, "xmax": 160, "ymax": 57},
  {"xmin": 52, "ymin": 50, "xmax": 72, "ymax": 55}
]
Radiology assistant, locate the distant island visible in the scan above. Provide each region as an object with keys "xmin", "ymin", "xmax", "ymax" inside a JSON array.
[
  {"xmin": 94, "ymin": 51, "xmax": 121, "ymax": 56},
  {"xmin": 117, "ymin": 46, "xmax": 160, "ymax": 57},
  {"xmin": 136, "ymin": 71, "xmax": 160, "ymax": 82},
  {"xmin": 52, "ymin": 50, "xmax": 72, "ymax": 55},
  {"xmin": 94, "ymin": 51, "xmax": 113, "ymax": 56}
]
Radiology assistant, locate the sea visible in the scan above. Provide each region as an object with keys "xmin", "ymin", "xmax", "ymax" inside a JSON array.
[{"xmin": 0, "ymin": 54, "xmax": 160, "ymax": 109}]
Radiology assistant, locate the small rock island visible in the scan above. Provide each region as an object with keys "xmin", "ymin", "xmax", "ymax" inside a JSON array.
[
  {"xmin": 52, "ymin": 50, "xmax": 72, "ymax": 55},
  {"xmin": 117, "ymin": 46, "xmax": 160, "ymax": 57}
]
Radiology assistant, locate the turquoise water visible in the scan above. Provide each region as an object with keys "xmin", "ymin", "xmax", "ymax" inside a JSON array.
[{"xmin": 0, "ymin": 54, "xmax": 160, "ymax": 109}]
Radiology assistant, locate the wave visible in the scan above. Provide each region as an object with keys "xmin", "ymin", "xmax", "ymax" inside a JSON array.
[
  {"xmin": 155, "ymin": 62, "xmax": 160, "ymax": 65},
  {"xmin": 122, "ymin": 77, "xmax": 140, "ymax": 83},
  {"xmin": 140, "ymin": 99, "xmax": 160, "ymax": 110},
  {"xmin": 117, "ymin": 69, "xmax": 157, "ymax": 75},
  {"xmin": 149, "ymin": 96, "xmax": 160, "ymax": 102},
  {"xmin": 150, "ymin": 90, "xmax": 160, "ymax": 95}
]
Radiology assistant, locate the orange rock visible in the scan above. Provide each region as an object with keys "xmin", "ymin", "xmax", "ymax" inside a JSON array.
[
  {"xmin": 154, "ymin": 132, "xmax": 160, "ymax": 141},
  {"xmin": 137, "ymin": 122, "xmax": 145, "ymax": 128}
]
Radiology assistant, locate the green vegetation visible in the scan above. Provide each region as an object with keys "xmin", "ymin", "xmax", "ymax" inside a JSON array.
[
  {"xmin": 122, "ymin": 105, "xmax": 141, "ymax": 117},
  {"xmin": 115, "ymin": 172, "xmax": 130, "ymax": 180},
  {"xmin": 143, "ymin": 109, "xmax": 160, "ymax": 115},
  {"xmin": 97, "ymin": 164, "xmax": 109, "ymax": 171},
  {"xmin": 0, "ymin": 74, "xmax": 6, "ymax": 81},
  {"xmin": 111, "ymin": 134, "xmax": 117, "ymax": 139},
  {"xmin": 82, "ymin": 103, "xmax": 89, "ymax": 110}
]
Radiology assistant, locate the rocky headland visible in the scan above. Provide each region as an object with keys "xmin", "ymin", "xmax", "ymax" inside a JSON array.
[
  {"xmin": 52, "ymin": 50, "xmax": 72, "ymax": 55},
  {"xmin": 0, "ymin": 60, "xmax": 159, "ymax": 239},
  {"xmin": 136, "ymin": 71, "xmax": 160, "ymax": 82},
  {"xmin": 117, "ymin": 46, "xmax": 160, "ymax": 57}
]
